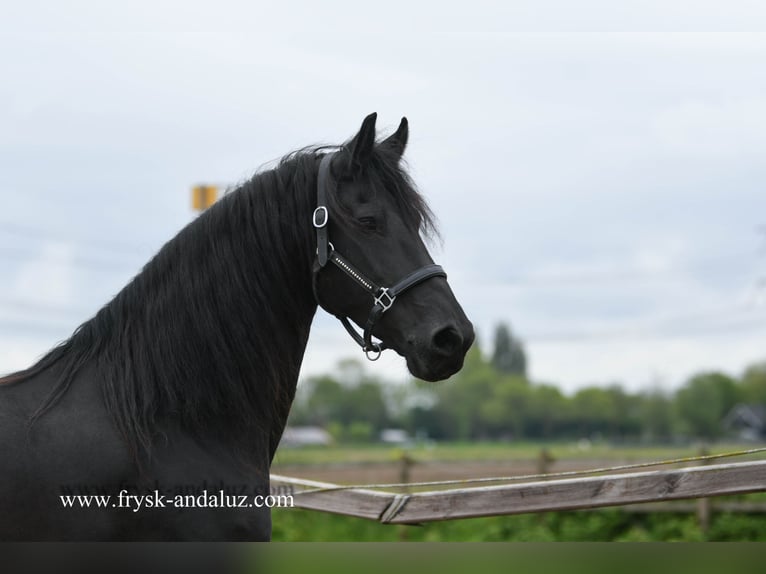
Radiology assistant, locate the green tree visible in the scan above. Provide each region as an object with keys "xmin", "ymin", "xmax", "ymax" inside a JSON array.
[
  {"xmin": 347, "ymin": 380, "xmax": 390, "ymax": 432},
  {"xmin": 479, "ymin": 374, "xmax": 530, "ymax": 438},
  {"xmin": 431, "ymin": 344, "xmax": 498, "ymax": 440},
  {"xmin": 296, "ymin": 370, "xmax": 391, "ymax": 438},
  {"xmin": 571, "ymin": 387, "xmax": 616, "ymax": 438},
  {"xmin": 491, "ymin": 323, "xmax": 527, "ymax": 376},
  {"xmin": 346, "ymin": 421, "xmax": 374, "ymax": 443},
  {"xmin": 604, "ymin": 385, "xmax": 643, "ymax": 440},
  {"xmin": 638, "ymin": 388, "xmax": 677, "ymax": 443},
  {"xmin": 304, "ymin": 376, "xmax": 345, "ymax": 425},
  {"xmin": 526, "ymin": 384, "xmax": 568, "ymax": 439},
  {"xmin": 740, "ymin": 362, "xmax": 766, "ymax": 404},
  {"xmin": 676, "ymin": 372, "xmax": 741, "ymax": 439}
]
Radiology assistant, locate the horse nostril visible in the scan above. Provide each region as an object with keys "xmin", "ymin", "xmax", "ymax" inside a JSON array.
[{"xmin": 431, "ymin": 325, "xmax": 463, "ymax": 356}]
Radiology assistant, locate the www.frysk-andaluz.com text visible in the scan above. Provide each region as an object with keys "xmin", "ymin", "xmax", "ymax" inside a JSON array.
[{"xmin": 59, "ymin": 485, "xmax": 295, "ymax": 512}]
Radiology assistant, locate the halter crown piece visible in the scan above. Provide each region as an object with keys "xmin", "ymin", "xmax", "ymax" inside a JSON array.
[{"xmin": 312, "ymin": 153, "xmax": 447, "ymax": 361}]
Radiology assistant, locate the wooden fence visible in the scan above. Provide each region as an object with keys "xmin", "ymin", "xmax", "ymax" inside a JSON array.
[{"xmin": 271, "ymin": 459, "xmax": 766, "ymax": 524}]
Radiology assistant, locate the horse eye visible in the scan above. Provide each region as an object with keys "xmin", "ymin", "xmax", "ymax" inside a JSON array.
[{"xmin": 358, "ymin": 216, "xmax": 378, "ymax": 230}]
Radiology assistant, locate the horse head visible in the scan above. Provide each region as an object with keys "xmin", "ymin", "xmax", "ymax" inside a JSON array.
[{"xmin": 312, "ymin": 113, "xmax": 475, "ymax": 382}]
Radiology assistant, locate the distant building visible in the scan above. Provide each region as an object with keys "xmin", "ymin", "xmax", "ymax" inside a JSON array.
[
  {"xmin": 379, "ymin": 428, "xmax": 411, "ymax": 445},
  {"xmin": 722, "ymin": 404, "xmax": 766, "ymax": 442},
  {"xmin": 280, "ymin": 426, "xmax": 332, "ymax": 447}
]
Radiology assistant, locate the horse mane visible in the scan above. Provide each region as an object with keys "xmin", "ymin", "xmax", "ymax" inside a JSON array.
[{"xmin": 1, "ymin": 139, "xmax": 437, "ymax": 463}]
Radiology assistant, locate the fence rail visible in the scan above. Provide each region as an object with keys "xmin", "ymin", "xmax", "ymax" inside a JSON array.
[{"xmin": 271, "ymin": 459, "xmax": 766, "ymax": 524}]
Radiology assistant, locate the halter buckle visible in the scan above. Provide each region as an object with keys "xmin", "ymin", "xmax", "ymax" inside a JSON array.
[
  {"xmin": 312, "ymin": 206, "xmax": 328, "ymax": 228},
  {"xmin": 374, "ymin": 288, "xmax": 396, "ymax": 312}
]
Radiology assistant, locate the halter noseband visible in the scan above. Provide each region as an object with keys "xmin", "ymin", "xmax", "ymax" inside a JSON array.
[{"xmin": 312, "ymin": 153, "xmax": 447, "ymax": 361}]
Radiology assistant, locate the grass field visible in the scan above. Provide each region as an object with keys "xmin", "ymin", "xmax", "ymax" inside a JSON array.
[
  {"xmin": 272, "ymin": 440, "xmax": 759, "ymax": 467},
  {"xmin": 271, "ymin": 507, "xmax": 766, "ymax": 542}
]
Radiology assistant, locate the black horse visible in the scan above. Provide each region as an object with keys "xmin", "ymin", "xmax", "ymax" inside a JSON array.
[{"xmin": 0, "ymin": 114, "xmax": 474, "ymax": 540}]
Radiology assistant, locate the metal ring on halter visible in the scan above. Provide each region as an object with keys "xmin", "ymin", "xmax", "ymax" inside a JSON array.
[
  {"xmin": 364, "ymin": 342, "xmax": 382, "ymax": 361},
  {"xmin": 316, "ymin": 242, "xmax": 334, "ymax": 256},
  {"xmin": 312, "ymin": 206, "xmax": 328, "ymax": 228}
]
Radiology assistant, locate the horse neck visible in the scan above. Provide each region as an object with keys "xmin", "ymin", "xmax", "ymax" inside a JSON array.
[{"xmin": 101, "ymin": 157, "xmax": 321, "ymax": 459}]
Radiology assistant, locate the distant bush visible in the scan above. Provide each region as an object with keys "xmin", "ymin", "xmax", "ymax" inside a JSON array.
[{"xmin": 271, "ymin": 508, "xmax": 766, "ymax": 542}]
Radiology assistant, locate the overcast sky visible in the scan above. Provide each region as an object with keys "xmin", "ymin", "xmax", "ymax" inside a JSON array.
[{"xmin": 1, "ymin": 2, "xmax": 765, "ymax": 393}]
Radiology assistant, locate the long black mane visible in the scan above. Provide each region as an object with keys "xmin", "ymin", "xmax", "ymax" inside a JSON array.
[{"xmin": 2, "ymin": 142, "xmax": 436, "ymax": 464}]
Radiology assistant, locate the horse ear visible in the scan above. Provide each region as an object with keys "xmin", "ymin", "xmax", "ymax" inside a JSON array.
[
  {"xmin": 380, "ymin": 117, "xmax": 408, "ymax": 159},
  {"xmin": 348, "ymin": 112, "xmax": 377, "ymax": 171}
]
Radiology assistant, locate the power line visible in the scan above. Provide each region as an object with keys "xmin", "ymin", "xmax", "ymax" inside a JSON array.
[
  {"xmin": 526, "ymin": 318, "xmax": 765, "ymax": 344},
  {"xmin": 523, "ymin": 306, "xmax": 766, "ymax": 344},
  {"xmin": 2, "ymin": 300, "xmax": 764, "ymax": 344},
  {"xmin": 498, "ymin": 252, "xmax": 761, "ymax": 287},
  {"xmin": 0, "ymin": 244, "xmax": 144, "ymax": 274},
  {"xmin": 0, "ymin": 240, "xmax": 759, "ymax": 287},
  {"xmin": 0, "ymin": 318, "xmax": 78, "ymax": 338},
  {"xmin": 0, "ymin": 220, "xmax": 154, "ymax": 256},
  {"xmin": 0, "ymin": 296, "xmax": 98, "ymax": 318}
]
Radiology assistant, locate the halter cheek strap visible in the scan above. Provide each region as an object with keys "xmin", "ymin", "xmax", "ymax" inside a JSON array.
[{"xmin": 312, "ymin": 153, "xmax": 447, "ymax": 361}]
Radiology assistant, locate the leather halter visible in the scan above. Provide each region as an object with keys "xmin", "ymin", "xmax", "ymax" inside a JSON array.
[{"xmin": 312, "ymin": 153, "xmax": 447, "ymax": 361}]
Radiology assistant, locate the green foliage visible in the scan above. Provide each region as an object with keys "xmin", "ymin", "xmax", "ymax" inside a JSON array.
[
  {"xmin": 288, "ymin": 332, "xmax": 765, "ymax": 443},
  {"xmin": 435, "ymin": 344, "xmax": 507, "ymax": 440},
  {"xmin": 639, "ymin": 387, "xmax": 678, "ymax": 442},
  {"xmin": 325, "ymin": 421, "xmax": 343, "ymax": 443},
  {"xmin": 676, "ymin": 372, "xmax": 741, "ymax": 439},
  {"xmin": 708, "ymin": 512, "xmax": 766, "ymax": 541},
  {"xmin": 491, "ymin": 323, "xmax": 527, "ymax": 376},
  {"xmin": 346, "ymin": 421, "xmax": 374, "ymax": 443},
  {"xmin": 271, "ymin": 507, "xmax": 766, "ymax": 541},
  {"xmin": 740, "ymin": 362, "xmax": 766, "ymax": 404},
  {"xmin": 525, "ymin": 384, "xmax": 567, "ymax": 438},
  {"xmin": 288, "ymin": 369, "xmax": 390, "ymax": 443}
]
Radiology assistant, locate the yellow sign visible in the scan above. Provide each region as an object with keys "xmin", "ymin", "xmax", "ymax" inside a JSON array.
[{"xmin": 192, "ymin": 185, "xmax": 218, "ymax": 211}]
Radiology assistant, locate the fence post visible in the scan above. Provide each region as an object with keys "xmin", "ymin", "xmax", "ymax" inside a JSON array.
[
  {"xmin": 398, "ymin": 451, "xmax": 415, "ymax": 540},
  {"xmin": 399, "ymin": 451, "xmax": 415, "ymax": 490},
  {"xmin": 537, "ymin": 448, "xmax": 555, "ymax": 476},
  {"xmin": 696, "ymin": 446, "xmax": 713, "ymax": 537},
  {"xmin": 535, "ymin": 448, "xmax": 555, "ymax": 525}
]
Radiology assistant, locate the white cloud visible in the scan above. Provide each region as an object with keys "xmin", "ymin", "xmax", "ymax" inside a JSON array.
[
  {"xmin": 10, "ymin": 242, "xmax": 76, "ymax": 307},
  {"xmin": 529, "ymin": 331, "xmax": 766, "ymax": 393},
  {"xmin": 0, "ymin": 339, "xmax": 54, "ymax": 376},
  {"xmin": 653, "ymin": 98, "xmax": 766, "ymax": 159},
  {"xmin": 2, "ymin": 19, "xmax": 766, "ymax": 392}
]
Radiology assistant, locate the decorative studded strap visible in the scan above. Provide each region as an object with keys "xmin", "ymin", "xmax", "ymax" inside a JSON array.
[{"xmin": 327, "ymin": 252, "xmax": 379, "ymax": 296}]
